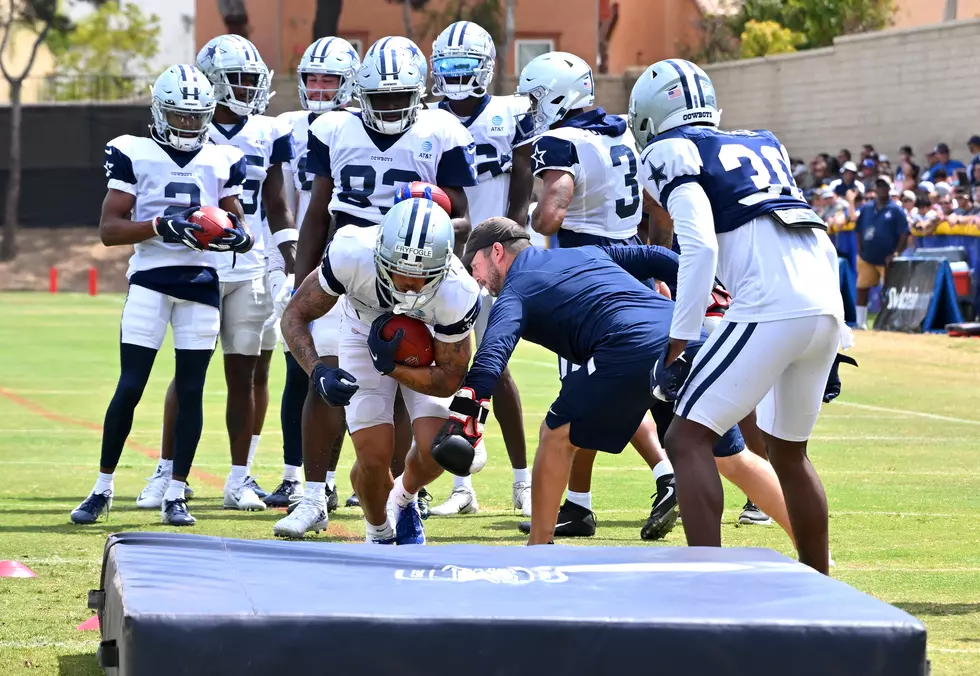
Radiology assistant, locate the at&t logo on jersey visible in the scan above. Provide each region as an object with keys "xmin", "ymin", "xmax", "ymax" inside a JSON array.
[
  {"xmin": 419, "ymin": 140, "xmax": 433, "ymax": 159},
  {"xmin": 490, "ymin": 114, "xmax": 504, "ymax": 132}
]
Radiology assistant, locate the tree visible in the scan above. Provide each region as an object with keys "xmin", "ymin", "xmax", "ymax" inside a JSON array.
[
  {"xmin": 313, "ymin": 0, "xmax": 343, "ymax": 40},
  {"xmin": 46, "ymin": 1, "xmax": 159, "ymax": 102},
  {"xmin": 218, "ymin": 0, "xmax": 248, "ymax": 38},
  {"xmin": 739, "ymin": 19, "xmax": 804, "ymax": 58},
  {"xmin": 495, "ymin": 0, "xmax": 513, "ymax": 94},
  {"xmin": 732, "ymin": 0, "xmax": 895, "ymax": 50},
  {"xmin": 0, "ymin": 0, "xmax": 72, "ymax": 261}
]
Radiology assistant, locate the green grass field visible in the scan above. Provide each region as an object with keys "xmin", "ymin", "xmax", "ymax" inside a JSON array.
[{"xmin": 1, "ymin": 292, "xmax": 978, "ymax": 674}]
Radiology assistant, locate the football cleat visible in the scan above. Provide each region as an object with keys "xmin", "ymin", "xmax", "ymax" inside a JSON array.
[
  {"xmin": 70, "ymin": 491, "xmax": 112, "ymax": 524},
  {"xmin": 244, "ymin": 476, "xmax": 267, "ymax": 499},
  {"xmin": 518, "ymin": 500, "xmax": 596, "ymax": 537},
  {"xmin": 512, "ymin": 481, "xmax": 532, "ymax": 517},
  {"xmin": 273, "ymin": 497, "xmax": 329, "ymax": 539},
  {"xmin": 326, "ymin": 484, "xmax": 339, "ymax": 513},
  {"xmin": 738, "ymin": 500, "xmax": 773, "ymax": 526},
  {"xmin": 136, "ymin": 470, "xmax": 171, "ymax": 509},
  {"xmin": 345, "ymin": 492, "xmax": 360, "ymax": 508},
  {"xmin": 640, "ymin": 474, "xmax": 678, "ymax": 540},
  {"xmin": 223, "ymin": 481, "xmax": 267, "ymax": 511},
  {"xmin": 184, "ymin": 483, "xmax": 195, "ymax": 500},
  {"xmin": 429, "ymin": 487, "xmax": 479, "ymax": 516},
  {"xmin": 393, "ymin": 501, "xmax": 426, "ymax": 545},
  {"xmin": 418, "ymin": 486, "xmax": 432, "ymax": 519},
  {"xmin": 264, "ymin": 479, "xmax": 301, "ymax": 507},
  {"xmin": 161, "ymin": 497, "xmax": 196, "ymax": 526}
]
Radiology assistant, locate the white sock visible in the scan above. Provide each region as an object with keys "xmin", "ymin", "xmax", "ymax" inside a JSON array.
[
  {"xmin": 164, "ymin": 480, "xmax": 186, "ymax": 502},
  {"xmin": 246, "ymin": 435, "xmax": 260, "ymax": 474},
  {"xmin": 228, "ymin": 464, "xmax": 247, "ymax": 487},
  {"xmin": 325, "ymin": 471, "xmax": 336, "ymax": 490},
  {"xmin": 453, "ymin": 474, "xmax": 473, "ymax": 490},
  {"xmin": 856, "ymin": 305, "xmax": 868, "ymax": 328},
  {"xmin": 93, "ymin": 472, "xmax": 114, "ymax": 495},
  {"xmin": 391, "ymin": 474, "xmax": 417, "ymax": 509},
  {"xmin": 513, "ymin": 467, "xmax": 530, "ymax": 484},
  {"xmin": 365, "ymin": 519, "xmax": 395, "ymax": 543},
  {"xmin": 653, "ymin": 459, "xmax": 674, "ymax": 481},
  {"xmin": 567, "ymin": 490, "xmax": 592, "ymax": 511},
  {"xmin": 304, "ymin": 481, "xmax": 326, "ymax": 506},
  {"xmin": 156, "ymin": 459, "xmax": 173, "ymax": 475},
  {"xmin": 283, "ymin": 464, "xmax": 301, "ymax": 482}
]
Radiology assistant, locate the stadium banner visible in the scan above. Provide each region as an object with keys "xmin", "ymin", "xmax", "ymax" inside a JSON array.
[{"xmin": 875, "ymin": 257, "xmax": 963, "ymax": 333}]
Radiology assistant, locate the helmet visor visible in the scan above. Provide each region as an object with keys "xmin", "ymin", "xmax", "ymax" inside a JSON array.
[{"xmin": 433, "ymin": 56, "xmax": 481, "ymax": 79}]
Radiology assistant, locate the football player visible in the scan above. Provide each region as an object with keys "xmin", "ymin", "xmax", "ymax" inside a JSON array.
[
  {"xmin": 426, "ymin": 21, "xmax": 534, "ymax": 518},
  {"xmin": 137, "ymin": 35, "xmax": 298, "ymax": 512},
  {"xmin": 280, "ymin": 198, "xmax": 481, "ymax": 543},
  {"xmin": 631, "ymin": 59, "xmax": 848, "ymax": 574},
  {"xmin": 259, "ymin": 36, "xmax": 362, "ymax": 511},
  {"xmin": 517, "ymin": 52, "xmax": 678, "ymax": 540},
  {"xmin": 276, "ymin": 37, "xmax": 478, "ymax": 537},
  {"xmin": 70, "ymin": 65, "xmax": 251, "ymax": 526}
]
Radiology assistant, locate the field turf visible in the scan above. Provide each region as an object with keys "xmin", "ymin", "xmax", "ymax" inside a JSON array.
[{"xmin": 0, "ymin": 292, "xmax": 978, "ymax": 674}]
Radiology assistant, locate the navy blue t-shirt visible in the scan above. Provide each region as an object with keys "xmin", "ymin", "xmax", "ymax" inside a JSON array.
[{"xmin": 856, "ymin": 201, "xmax": 909, "ymax": 265}]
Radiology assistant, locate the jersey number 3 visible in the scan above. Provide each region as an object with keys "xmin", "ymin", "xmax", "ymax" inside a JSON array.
[
  {"xmin": 718, "ymin": 144, "xmax": 803, "ymax": 204},
  {"xmin": 610, "ymin": 144, "xmax": 640, "ymax": 219}
]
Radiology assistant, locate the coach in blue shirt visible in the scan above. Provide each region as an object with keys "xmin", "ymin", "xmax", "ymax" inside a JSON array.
[{"xmin": 854, "ymin": 177, "xmax": 910, "ymax": 329}]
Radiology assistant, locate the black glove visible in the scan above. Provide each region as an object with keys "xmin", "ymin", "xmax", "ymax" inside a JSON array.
[
  {"xmin": 209, "ymin": 212, "xmax": 253, "ymax": 253},
  {"xmin": 368, "ymin": 314, "xmax": 403, "ymax": 375},
  {"xmin": 312, "ymin": 362, "xmax": 359, "ymax": 407},
  {"xmin": 431, "ymin": 387, "xmax": 490, "ymax": 477},
  {"xmin": 823, "ymin": 353, "xmax": 858, "ymax": 403},
  {"xmin": 651, "ymin": 343, "xmax": 695, "ymax": 402},
  {"xmin": 153, "ymin": 206, "xmax": 205, "ymax": 250}
]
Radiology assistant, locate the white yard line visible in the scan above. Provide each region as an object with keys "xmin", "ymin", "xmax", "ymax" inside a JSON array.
[
  {"xmin": 0, "ymin": 641, "xmax": 99, "ymax": 649},
  {"xmin": 836, "ymin": 401, "xmax": 980, "ymax": 426}
]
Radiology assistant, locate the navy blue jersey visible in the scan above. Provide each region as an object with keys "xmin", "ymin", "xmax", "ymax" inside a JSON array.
[
  {"xmin": 464, "ymin": 245, "xmax": 679, "ymax": 399},
  {"xmin": 638, "ymin": 126, "xmax": 809, "ymax": 234}
]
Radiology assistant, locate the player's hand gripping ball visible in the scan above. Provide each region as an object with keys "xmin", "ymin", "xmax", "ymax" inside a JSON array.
[
  {"xmin": 368, "ymin": 314, "xmax": 434, "ymax": 375},
  {"xmin": 394, "ymin": 181, "xmax": 453, "ymax": 214},
  {"xmin": 187, "ymin": 206, "xmax": 235, "ymax": 249}
]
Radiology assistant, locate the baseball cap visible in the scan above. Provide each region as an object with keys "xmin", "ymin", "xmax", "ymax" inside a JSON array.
[
  {"xmin": 818, "ymin": 187, "xmax": 834, "ymax": 199},
  {"xmin": 878, "ymin": 154, "xmax": 889, "ymax": 163},
  {"xmin": 841, "ymin": 161, "xmax": 858, "ymax": 173},
  {"xmin": 902, "ymin": 190, "xmax": 916, "ymax": 201},
  {"xmin": 970, "ymin": 135, "xmax": 980, "ymax": 147},
  {"xmin": 461, "ymin": 217, "xmax": 531, "ymax": 269},
  {"xmin": 935, "ymin": 143, "xmax": 950, "ymax": 154}
]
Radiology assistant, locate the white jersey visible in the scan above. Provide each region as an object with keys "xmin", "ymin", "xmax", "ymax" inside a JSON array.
[
  {"xmin": 530, "ymin": 109, "xmax": 642, "ymax": 240},
  {"xmin": 104, "ymin": 135, "xmax": 246, "ymax": 277},
  {"xmin": 317, "ymin": 224, "xmax": 481, "ymax": 343},
  {"xmin": 306, "ymin": 108, "xmax": 477, "ymax": 227},
  {"xmin": 207, "ymin": 114, "xmax": 294, "ymax": 281},
  {"xmin": 431, "ymin": 95, "xmax": 530, "ymax": 226},
  {"xmin": 277, "ymin": 109, "xmax": 319, "ymax": 227}
]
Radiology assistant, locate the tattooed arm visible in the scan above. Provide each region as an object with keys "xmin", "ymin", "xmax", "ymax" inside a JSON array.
[
  {"xmin": 281, "ymin": 269, "xmax": 338, "ymax": 375},
  {"xmin": 389, "ymin": 336, "xmax": 472, "ymax": 398},
  {"xmin": 531, "ymin": 169, "xmax": 574, "ymax": 236}
]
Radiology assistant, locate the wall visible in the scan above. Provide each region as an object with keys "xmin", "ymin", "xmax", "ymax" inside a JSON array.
[
  {"xmin": 893, "ymin": 0, "xmax": 980, "ymax": 28},
  {"xmin": 702, "ymin": 19, "xmax": 980, "ymax": 162},
  {"xmin": 606, "ymin": 0, "xmax": 702, "ymax": 73}
]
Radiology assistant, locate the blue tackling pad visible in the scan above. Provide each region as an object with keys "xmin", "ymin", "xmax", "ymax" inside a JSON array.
[{"xmin": 90, "ymin": 532, "xmax": 927, "ymax": 675}]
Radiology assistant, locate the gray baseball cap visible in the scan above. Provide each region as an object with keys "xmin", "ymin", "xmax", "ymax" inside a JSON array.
[{"xmin": 461, "ymin": 217, "xmax": 531, "ymax": 269}]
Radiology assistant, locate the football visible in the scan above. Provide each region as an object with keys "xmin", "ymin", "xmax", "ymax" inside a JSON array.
[
  {"xmin": 408, "ymin": 181, "xmax": 452, "ymax": 215},
  {"xmin": 381, "ymin": 314, "xmax": 435, "ymax": 367},
  {"xmin": 188, "ymin": 206, "xmax": 233, "ymax": 248}
]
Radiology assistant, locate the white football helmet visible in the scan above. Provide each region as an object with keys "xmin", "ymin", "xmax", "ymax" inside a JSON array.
[
  {"xmin": 149, "ymin": 64, "xmax": 216, "ymax": 152},
  {"xmin": 515, "ymin": 52, "xmax": 595, "ymax": 138},
  {"xmin": 196, "ymin": 34, "xmax": 270, "ymax": 116},
  {"xmin": 298, "ymin": 37, "xmax": 360, "ymax": 112},
  {"xmin": 356, "ymin": 42, "xmax": 426, "ymax": 135},
  {"xmin": 628, "ymin": 59, "xmax": 720, "ymax": 151},
  {"xmin": 431, "ymin": 21, "xmax": 495, "ymax": 100},
  {"xmin": 375, "ymin": 198, "xmax": 454, "ymax": 313},
  {"xmin": 366, "ymin": 36, "xmax": 428, "ymax": 84}
]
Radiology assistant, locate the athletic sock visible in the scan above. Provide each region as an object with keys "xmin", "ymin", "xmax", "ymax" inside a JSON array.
[
  {"xmin": 163, "ymin": 480, "xmax": 186, "ymax": 502},
  {"xmin": 325, "ymin": 471, "xmax": 336, "ymax": 491},
  {"xmin": 92, "ymin": 472, "xmax": 114, "ymax": 495},
  {"xmin": 246, "ymin": 435, "xmax": 260, "ymax": 475},
  {"xmin": 156, "ymin": 459, "xmax": 173, "ymax": 475},
  {"xmin": 229, "ymin": 464, "xmax": 247, "ymax": 488},
  {"xmin": 567, "ymin": 490, "xmax": 592, "ymax": 511},
  {"xmin": 653, "ymin": 459, "xmax": 674, "ymax": 481},
  {"xmin": 856, "ymin": 305, "xmax": 868, "ymax": 328},
  {"xmin": 513, "ymin": 467, "xmax": 530, "ymax": 484},
  {"xmin": 304, "ymin": 481, "xmax": 326, "ymax": 507},
  {"xmin": 453, "ymin": 474, "xmax": 474, "ymax": 490},
  {"xmin": 391, "ymin": 475, "xmax": 417, "ymax": 509},
  {"xmin": 283, "ymin": 464, "xmax": 301, "ymax": 482},
  {"xmin": 365, "ymin": 520, "xmax": 395, "ymax": 543}
]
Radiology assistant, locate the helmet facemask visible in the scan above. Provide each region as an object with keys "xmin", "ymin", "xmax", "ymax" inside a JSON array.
[
  {"xmin": 431, "ymin": 55, "xmax": 493, "ymax": 100},
  {"xmin": 214, "ymin": 66, "xmax": 269, "ymax": 116},
  {"xmin": 151, "ymin": 99, "xmax": 214, "ymax": 151},
  {"xmin": 375, "ymin": 251, "xmax": 449, "ymax": 314},
  {"xmin": 361, "ymin": 88, "xmax": 422, "ymax": 135},
  {"xmin": 299, "ymin": 71, "xmax": 353, "ymax": 112}
]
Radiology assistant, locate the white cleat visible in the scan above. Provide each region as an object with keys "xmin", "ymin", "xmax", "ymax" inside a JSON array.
[
  {"xmin": 136, "ymin": 470, "xmax": 171, "ymax": 509},
  {"xmin": 429, "ymin": 487, "xmax": 479, "ymax": 516},
  {"xmin": 512, "ymin": 481, "xmax": 532, "ymax": 517},
  {"xmin": 273, "ymin": 498, "xmax": 329, "ymax": 539},
  {"xmin": 223, "ymin": 482, "xmax": 267, "ymax": 511}
]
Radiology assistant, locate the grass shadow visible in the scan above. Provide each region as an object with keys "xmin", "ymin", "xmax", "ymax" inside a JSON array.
[
  {"xmin": 58, "ymin": 652, "xmax": 101, "ymax": 676},
  {"xmin": 895, "ymin": 602, "xmax": 980, "ymax": 617}
]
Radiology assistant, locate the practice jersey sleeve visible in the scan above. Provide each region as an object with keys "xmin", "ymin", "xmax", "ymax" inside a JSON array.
[
  {"xmin": 638, "ymin": 136, "xmax": 704, "ymax": 206},
  {"xmin": 600, "ymin": 245, "xmax": 679, "ymax": 287},
  {"xmin": 434, "ymin": 289, "xmax": 482, "ymax": 343},
  {"xmin": 462, "ymin": 285, "xmax": 527, "ymax": 400},
  {"xmin": 221, "ymin": 150, "xmax": 248, "ymax": 199},
  {"xmin": 436, "ymin": 118, "xmax": 478, "ymax": 188},
  {"xmin": 270, "ymin": 117, "xmax": 296, "ymax": 165},
  {"xmin": 104, "ymin": 136, "xmax": 138, "ymax": 195},
  {"xmin": 531, "ymin": 134, "xmax": 579, "ymax": 177},
  {"xmin": 666, "ymin": 182, "xmax": 719, "ymax": 341},
  {"xmin": 317, "ymin": 231, "xmax": 362, "ymax": 296}
]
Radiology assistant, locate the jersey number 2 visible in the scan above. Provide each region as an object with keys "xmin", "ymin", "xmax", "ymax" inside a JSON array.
[
  {"xmin": 610, "ymin": 145, "xmax": 640, "ymax": 219},
  {"xmin": 718, "ymin": 144, "xmax": 804, "ymax": 204},
  {"xmin": 163, "ymin": 182, "xmax": 201, "ymax": 216}
]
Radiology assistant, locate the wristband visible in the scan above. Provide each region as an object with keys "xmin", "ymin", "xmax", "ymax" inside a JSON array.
[{"xmin": 272, "ymin": 228, "xmax": 299, "ymax": 246}]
